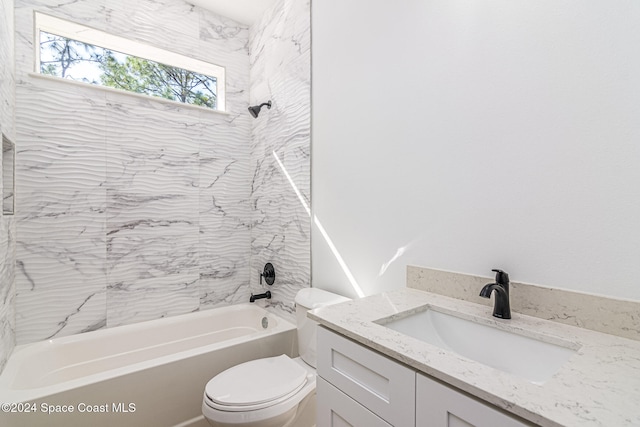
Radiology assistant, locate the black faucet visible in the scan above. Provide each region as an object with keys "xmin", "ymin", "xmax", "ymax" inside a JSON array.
[
  {"xmin": 479, "ymin": 269, "xmax": 511, "ymax": 319},
  {"xmin": 250, "ymin": 291, "xmax": 271, "ymax": 303}
]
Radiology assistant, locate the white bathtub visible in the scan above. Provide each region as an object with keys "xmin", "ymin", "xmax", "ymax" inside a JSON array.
[{"xmin": 0, "ymin": 304, "xmax": 296, "ymax": 427}]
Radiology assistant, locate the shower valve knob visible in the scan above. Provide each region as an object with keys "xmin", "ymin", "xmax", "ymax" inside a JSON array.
[{"xmin": 260, "ymin": 263, "xmax": 275, "ymax": 286}]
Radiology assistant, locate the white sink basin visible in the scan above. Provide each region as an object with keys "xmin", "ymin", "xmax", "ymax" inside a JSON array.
[{"xmin": 378, "ymin": 309, "xmax": 578, "ymax": 384}]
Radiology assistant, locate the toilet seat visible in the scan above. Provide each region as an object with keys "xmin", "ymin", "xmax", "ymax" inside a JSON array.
[
  {"xmin": 202, "ymin": 356, "xmax": 316, "ymax": 426},
  {"xmin": 205, "ymin": 355, "xmax": 308, "ymax": 411}
]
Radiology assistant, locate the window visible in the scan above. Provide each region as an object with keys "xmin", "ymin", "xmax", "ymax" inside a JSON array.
[{"xmin": 35, "ymin": 13, "xmax": 226, "ymax": 111}]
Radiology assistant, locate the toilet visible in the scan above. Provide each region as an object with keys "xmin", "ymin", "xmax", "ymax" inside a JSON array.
[{"xmin": 202, "ymin": 288, "xmax": 350, "ymax": 427}]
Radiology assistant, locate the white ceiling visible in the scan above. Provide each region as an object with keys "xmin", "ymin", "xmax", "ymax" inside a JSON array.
[{"xmin": 187, "ymin": 0, "xmax": 279, "ymax": 25}]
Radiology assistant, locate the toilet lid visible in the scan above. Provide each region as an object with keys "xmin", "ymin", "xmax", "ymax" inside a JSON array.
[{"xmin": 205, "ymin": 355, "xmax": 308, "ymax": 408}]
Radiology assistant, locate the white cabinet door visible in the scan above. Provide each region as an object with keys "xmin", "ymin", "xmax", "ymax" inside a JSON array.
[
  {"xmin": 317, "ymin": 377, "xmax": 392, "ymax": 427},
  {"xmin": 416, "ymin": 374, "xmax": 532, "ymax": 427},
  {"xmin": 317, "ymin": 327, "xmax": 416, "ymax": 427}
]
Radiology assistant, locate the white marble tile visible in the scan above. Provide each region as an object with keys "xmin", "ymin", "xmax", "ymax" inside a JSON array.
[
  {"xmin": 0, "ymin": 10, "xmax": 15, "ymax": 139},
  {"xmin": 106, "ymin": 0, "xmax": 199, "ymax": 57},
  {"xmin": 15, "ymin": 284, "xmax": 106, "ymax": 344},
  {"xmin": 105, "ymin": 96, "xmax": 201, "ymax": 195},
  {"xmin": 198, "ymin": 7, "xmax": 250, "ymax": 100},
  {"xmin": 199, "ymin": 156, "xmax": 251, "ymax": 222},
  {"xmin": 0, "ymin": 303, "xmax": 15, "ymax": 374},
  {"xmin": 198, "ymin": 8, "xmax": 249, "ymax": 56},
  {"xmin": 15, "ymin": 80, "xmax": 108, "ymax": 319},
  {"xmin": 107, "ymin": 229, "xmax": 198, "ymax": 283},
  {"xmin": 105, "ymin": 145, "xmax": 200, "ymax": 194},
  {"xmin": 0, "ymin": 217, "xmax": 16, "ymax": 372},
  {"xmin": 2, "ymin": 137, "xmax": 15, "ymax": 214},
  {"xmin": 198, "ymin": 155, "xmax": 251, "ymax": 308},
  {"xmin": 0, "ymin": 222, "xmax": 12, "ymax": 305},
  {"xmin": 199, "ymin": 246, "xmax": 251, "ymax": 309},
  {"xmin": 15, "ymin": 88, "xmax": 107, "ymax": 183},
  {"xmin": 250, "ymin": 187, "xmax": 310, "ymax": 322},
  {"xmin": 17, "ymin": 187, "xmax": 105, "ymax": 238},
  {"xmin": 106, "ymin": 190, "xmax": 199, "ymax": 284},
  {"xmin": 106, "ymin": 274, "xmax": 199, "ymax": 327},
  {"xmin": 198, "ymin": 155, "xmax": 251, "ymax": 307},
  {"xmin": 0, "ymin": 0, "xmax": 16, "ymax": 374},
  {"xmin": 198, "ymin": 113, "xmax": 252, "ymax": 161},
  {"xmin": 13, "ymin": 5, "xmax": 34, "ymax": 80},
  {"xmin": 16, "ymin": 237, "xmax": 106, "ymax": 294},
  {"xmin": 248, "ymin": 0, "xmax": 311, "ymax": 320},
  {"xmin": 16, "ymin": 0, "xmax": 108, "ymax": 31}
]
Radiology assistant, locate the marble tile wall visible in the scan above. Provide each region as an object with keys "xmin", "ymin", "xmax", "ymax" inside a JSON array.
[
  {"xmin": 248, "ymin": 0, "xmax": 311, "ymax": 321},
  {"xmin": 2, "ymin": 137, "xmax": 15, "ymax": 214},
  {"xmin": 0, "ymin": 217, "xmax": 15, "ymax": 375},
  {"xmin": 0, "ymin": 0, "xmax": 15, "ymax": 141},
  {"xmin": 14, "ymin": 0, "xmax": 254, "ymax": 343},
  {"xmin": 0, "ymin": 0, "xmax": 17, "ymax": 373},
  {"xmin": 13, "ymin": 0, "xmax": 312, "ymax": 344}
]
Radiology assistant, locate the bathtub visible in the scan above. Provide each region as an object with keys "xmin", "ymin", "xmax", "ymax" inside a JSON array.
[{"xmin": 0, "ymin": 304, "xmax": 296, "ymax": 427}]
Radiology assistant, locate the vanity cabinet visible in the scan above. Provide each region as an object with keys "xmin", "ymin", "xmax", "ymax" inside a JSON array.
[
  {"xmin": 416, "ymin": 373, "xmax": 531, "ymax": 427},
  {"xmin": 317, "ymin": 377, "xmax": 392, "ymax": 427},
  {"xmin": 317, "ymin": 327, "xmax": 532, "ymax": 427},
  {"xmin": 317, "ymin": 326, "xmax": 416, "ymax": 427}
]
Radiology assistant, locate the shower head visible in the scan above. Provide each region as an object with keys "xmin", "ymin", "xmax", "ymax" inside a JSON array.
[{"xmin": 248, "ymin": 101, "xmax": 272, "ymax": 118}]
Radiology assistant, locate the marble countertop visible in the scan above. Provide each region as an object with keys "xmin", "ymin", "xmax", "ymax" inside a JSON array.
[{"xmin": 308, "ymin": 288, "xmax": 640, "ymax": 427}]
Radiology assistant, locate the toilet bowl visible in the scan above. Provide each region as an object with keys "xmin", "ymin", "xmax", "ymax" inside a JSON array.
[
  {"xmin": 202, "ymin": 288, "xmax": 349, "ymax": 427},
  {"xmin": 202, "ymin": 356, "xmax": 315, "ymax": 427}
]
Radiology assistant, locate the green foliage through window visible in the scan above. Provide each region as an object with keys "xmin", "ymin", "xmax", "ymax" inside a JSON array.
[{"xmin": 39, "ymin": 32, "xmax": 218, "ymax": 109}]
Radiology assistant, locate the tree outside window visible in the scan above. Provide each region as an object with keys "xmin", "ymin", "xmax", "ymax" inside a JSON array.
[{"xmin": 40, "ymin": 32, "xmax": 218, "ymax": 109}]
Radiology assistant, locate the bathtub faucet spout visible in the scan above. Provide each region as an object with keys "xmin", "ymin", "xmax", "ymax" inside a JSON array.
[{"xmin": 250, "ymin": 291, "xmax": 272, "ymax": 303}]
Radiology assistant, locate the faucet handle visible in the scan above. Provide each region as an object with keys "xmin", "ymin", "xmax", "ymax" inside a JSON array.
[
  {"xmin": 260, "ymin": 263, "xmax": 275, "ymax": 285},
  {"xmin": 491, "ymin": 269, "xmax": 509, "ymax": 285}
]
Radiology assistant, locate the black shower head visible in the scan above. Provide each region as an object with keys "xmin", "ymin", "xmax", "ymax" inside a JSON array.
[{"xmin": 248, "ymin": 101, "xmax": 272, "ymax": 118}]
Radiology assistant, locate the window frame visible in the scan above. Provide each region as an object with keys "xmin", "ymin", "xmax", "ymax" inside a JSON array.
[{"xmin": 34, "ymin": 12, "xmax": 226, "ymax": 111}]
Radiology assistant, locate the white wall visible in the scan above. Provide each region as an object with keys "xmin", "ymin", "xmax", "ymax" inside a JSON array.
[{"xmin": 311, "ymin": 0, "xmax": 640, "ymax": 301}]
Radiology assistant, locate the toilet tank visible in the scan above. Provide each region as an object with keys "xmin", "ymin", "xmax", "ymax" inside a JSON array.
[{"xmin": 295, "ymin": 288, "xmax": 350, "ymax": 368}]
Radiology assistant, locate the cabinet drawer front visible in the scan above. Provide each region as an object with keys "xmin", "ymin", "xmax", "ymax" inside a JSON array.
[
  {"xmin": 317, "ymin": 377, "xmax": 392, "ymax": 427},
  {"xmin": 317, "ymin": 327, "xmax": 415, "ymax": 427},
  {"xmin": 416, "ymin": 373, "xmax": 532, "ymax": 427}
]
